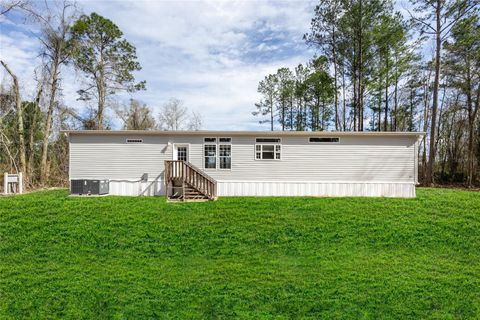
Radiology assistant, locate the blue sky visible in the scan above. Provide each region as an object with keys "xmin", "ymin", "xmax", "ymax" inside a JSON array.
[{"xmin": 0, "ymin": 0, "xmax": 317, "ymax": 130}]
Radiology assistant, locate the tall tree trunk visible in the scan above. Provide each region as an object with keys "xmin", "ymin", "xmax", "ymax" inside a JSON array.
[
  {"xmin": 41, "ymin": 56, "xmax": 60, "ymax": 185},
  {"xmin": 352, "ymin": 16, "xmax": 359, "ymax": 132},
  {"xmin": 435, "ymin": 85, "xmax": 447, "ymax": 155},
  {"xmin": 1, "ymin": 61, "xmax": 26, "ymax": 178},
  {"xmin": 342, "ymin": 70, "xmax": 347, "ymax": 131},
  {"xmin": 270, "ymin": 96, "xmax": 274, "ymax": 131},
  {"xmin": 467, "ymin": 83, "xmax": 479, "ymax": 187},
  {"xmin": 425, "ymin": 0, "xmax": 442, "ymax": 186},
  {"xmin": 378, "ymin": 89, "xmax": 382, "ymax": 131},
  {"xmin": 312, "ymin": 102, "xmax": 316, "ymax": 131},
  {"xmin": 467, "ymin": 113, "xmax": 474, "ymax": 187},
  {"xmin": 332, "ymin": 31, "xmax": 339, "ymax": 131},
  {"xmin": 304, "ymin": 98, "xmax": 308, "ymax": 130},
  {"xmin": 359, "ymin": 77, "xmax": 364, "ymax": 131},
  {"xmin": 409, "ymin": 86, "xmax": 414, "ymax": 131},
  {"xmin": 353, "ymin": 66, "xmax": 358, "ymax": 131},
  {"xmin": 358, "ymin": 0, "xmax": 364, "ymax": 131},
  {"xmin": 296, "ymin": 98, "xmax": 301, "ymax": 131},
  {"xmin": 342, "ymin": 67, "xmax": 346, "ymax": 131},
  {"xmin": 422, "ymin": 78, "xmax": 430, "ymax": 182},
  {"xmin": 384, "ymin": 55, "xmax": 389, "ymax": 131},
  {"xmin": 28, "ymin": 87, "xmax": 43, "ymax": 182},
  {"xmin": 290, "ymin": 97, "xmax": 295, "ymax": 131},
  {"xmin": 97, "ymin": 57, "xmax": 106, "ymax": 130},
  {"xmin": 97, "ymin": 79, "xmax": 105, "ymax": 130},
  {"xmin": 393, "ymin": 57, "xmax": 399, "ymax": 131},
  {"xmin": 321, "ymin": 100, "xmax": 325, "ymax": 130}
]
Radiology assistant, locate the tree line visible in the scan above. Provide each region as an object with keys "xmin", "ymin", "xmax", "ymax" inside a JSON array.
[
  {"xmin": 253, "ymin": 0, "xmax": 479, "ymax": 187},
  {"xmin": 0, "ymin": 0, "xmax": 201, "ymax": 189}
]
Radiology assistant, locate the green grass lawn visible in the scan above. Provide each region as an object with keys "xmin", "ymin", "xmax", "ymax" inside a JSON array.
[{"xmin": 0, "ymin": 188, "xmax": 479, "ymax": 319}]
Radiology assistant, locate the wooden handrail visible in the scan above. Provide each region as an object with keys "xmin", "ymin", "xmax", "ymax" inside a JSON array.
[
  {"xmin": 183, "ymin": 161, "xmax": 216, "ymax": 184},
  {"xmin": 164, "ymin": 160, "xmax": 217, "ymax": 199}
]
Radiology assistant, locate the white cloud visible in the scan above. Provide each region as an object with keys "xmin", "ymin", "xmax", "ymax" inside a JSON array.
[
  {"xmin": 0, "ymin": 27, "xmax": 42, "ymax": 100},
  {"xmin": 1, "ymin": 0, "xmax": 316, "ymax": 130}
]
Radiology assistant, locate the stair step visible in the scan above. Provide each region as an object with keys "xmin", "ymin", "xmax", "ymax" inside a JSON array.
[{"xmin": 166, "ymin": 179, "xmax": 215, "ymax": 202}]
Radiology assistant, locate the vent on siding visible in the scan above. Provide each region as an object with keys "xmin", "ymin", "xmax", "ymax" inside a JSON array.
[
  {"xmin": 126, "ymin": 139, "xmax": 143, "ymax": 143},
  {"xmin": 256, "ymin": 138, "xmax": 281, "ymax": 143},
  {"xmin": 309, "ymin": 137, "xmax": 340, "ymax": 143}
]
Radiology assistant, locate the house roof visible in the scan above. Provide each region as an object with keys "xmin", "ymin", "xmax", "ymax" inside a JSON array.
[{"xmin": 62, "ymin": 130, "xmax": 425, "ymax": 138}]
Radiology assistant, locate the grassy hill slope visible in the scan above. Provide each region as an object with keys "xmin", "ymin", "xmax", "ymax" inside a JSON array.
[{"xmin": 1, "ymin": 188, "xmax": 479, "ymax": 319}]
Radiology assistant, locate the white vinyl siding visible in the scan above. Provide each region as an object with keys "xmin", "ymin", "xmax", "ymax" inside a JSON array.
[{"xmin": 69, "ymin": 134, "xmax": 418, "ymax": 184}]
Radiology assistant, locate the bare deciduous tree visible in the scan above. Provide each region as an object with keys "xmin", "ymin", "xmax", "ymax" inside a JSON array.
[
  {"xmin": 22, "ymin": 0, "xmax": 79, "ymax": 185},
  {"xmin": 157, "ymin": 98, "xmax": 202, "ymax": 131},
  {"xmin": 0, "ymin": 0, "xmax": 29, "ymax": 15},
  {"xmin": 1, "ymin": 60, "xmax": 26, "ymax": 177},
  {"xmin": 115, "ymin": 99, "xmax": 156, "ymax": 130},
  {"xmin": 188, "ymin": 111, "xmax": 202, "ymax": 131}
]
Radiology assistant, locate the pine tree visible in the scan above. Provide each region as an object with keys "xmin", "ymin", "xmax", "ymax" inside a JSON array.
[
  {"xmin": 253, "ymin": 74, "xmax": 278, "ymax": 131},
  {"xmin": 305, "ymin": 56, "xmax": 335, "ymax": 131},
  {"xmin": 276, "ymin": 68, "xmax": 295, "ymax": 131},
  {"xmin": 444, "ymin": 14, "xmax": 480, "ymax": 186},
  {"xmin": 409, "ymin": 0, "xmax": 477, "ymax": 185},
  {"xmin": 71, "ymin": 13, "xmax": 145, "ymax": 130}
]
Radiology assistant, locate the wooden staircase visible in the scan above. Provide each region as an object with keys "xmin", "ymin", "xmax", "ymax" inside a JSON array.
[{"xmin": 164, "ymin": 160, "xmax": 217, "ymax": 202}]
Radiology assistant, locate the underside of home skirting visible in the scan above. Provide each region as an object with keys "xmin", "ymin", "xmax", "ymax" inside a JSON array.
[{"xmin": 104, "ymin": 180, "xmax": 416, "ymax": 198}]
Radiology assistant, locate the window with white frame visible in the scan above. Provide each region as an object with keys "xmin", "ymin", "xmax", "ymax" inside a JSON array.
[
  {"xmin": 219, "ymin": 144, "xmax": 231, "ymax": 169},
  {"xmin": 204, "ymin": 144, "xmax": 217, "ymax": 169},
  {"xmin": 255, "ymin": 138, "xmax": 281, "ymax": 160},
  {"xmin": 176, "ymin": 146, "xmax": 188, "ymax": 161},
  {"xmin": 203, "ymin": 137, "xmax": 233, "ymax": 169}
]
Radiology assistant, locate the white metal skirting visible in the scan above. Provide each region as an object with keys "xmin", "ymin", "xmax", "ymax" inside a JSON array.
[
  {"xmin": 108, "ymin": 180, "xmax": 165, "ymax": 196},
  {"xmin": 104, "ymin": 180, "xmax": 415, "ymax": 198},
  {"xmin": 217, "ymin": 181, "xmax": 416, "ymax": 198}
]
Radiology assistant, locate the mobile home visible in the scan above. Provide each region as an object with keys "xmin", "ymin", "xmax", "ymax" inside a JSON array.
[{"xmin": 65, "ymin": 130, "xmax": 423, "ymax": 200}]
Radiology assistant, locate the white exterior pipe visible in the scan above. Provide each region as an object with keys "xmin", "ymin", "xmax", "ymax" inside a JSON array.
[
  {"xmin": 3, "ymin": 172, "xmax": 7, "ymax": 195},
  {"xmin": 18, "ymin": 172, "xmax": 23, "ymax": 194}
]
